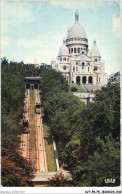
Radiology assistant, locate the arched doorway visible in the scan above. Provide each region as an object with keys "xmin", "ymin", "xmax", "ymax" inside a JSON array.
[
  {"xmin": 82, "ymin": 76, "xmax": 86, "ymax": 84},
  {"xmin": 88, "ymin": 76, "xmax": 93, "ymax": 83},
  {"xmin": 26, "ymin": 84, "xmax": 30, "ymax": 89},
  {"xmin": 76, "ymin": 76, "xmax": 80, "ymax": 85},
  {"xmin": 34, "ymin": 84, "xmax": 38, "ymax": 89}
]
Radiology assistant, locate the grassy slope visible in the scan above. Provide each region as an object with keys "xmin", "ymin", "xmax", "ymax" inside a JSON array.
[
  {"xmin": 69, "ymin": 85, "xmax": 87, "ymax": 93},
  {"xmin": 43, "ymin": 124, "xmax": 56, "ymax": 172}
]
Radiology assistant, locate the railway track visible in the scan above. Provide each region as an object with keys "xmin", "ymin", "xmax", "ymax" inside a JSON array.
[
  {"xmin": 21, "ymin": 88, "xmax": 47, "ymax": 171},
  {"xmin": 21, "ymin": 89, "xmax": 30, "ymax": 161},
  {"xmin": 34, "ymin": 89, "xmax": 47, "ymax": 172}
]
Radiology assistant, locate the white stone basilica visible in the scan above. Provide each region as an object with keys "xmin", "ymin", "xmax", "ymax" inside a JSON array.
[{"xmin": 51, "ymin": 11, "xmax": 107, "ymax": 91}]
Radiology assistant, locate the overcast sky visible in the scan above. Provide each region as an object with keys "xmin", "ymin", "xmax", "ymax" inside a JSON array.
[{"xmin": 1, "ymin": 0, "xmax": 120, "ymax": 75}]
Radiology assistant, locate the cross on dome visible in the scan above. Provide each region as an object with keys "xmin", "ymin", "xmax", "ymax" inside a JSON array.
[
  {"xmin": 93, "ymin": 39, "xmax": 96, "ymax": 45},
  {"xmin": 75, "ymin": 10, "xmax": 79, "ymax": 22}
]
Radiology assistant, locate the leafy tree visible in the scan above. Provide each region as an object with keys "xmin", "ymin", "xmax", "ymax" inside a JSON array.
[
  {"xmin": 1, "ymin": 138, "xmax": 35, "ymax": 186},
  {"xmin": 41, "ymin": 69, "xmax": 120, "ymax": 187},
  {"xmin": 48, "ymin": 171, "xmax": 72, "ymax": 187},
  {"xmin": 1, "ymin": 56, "xmax": 8, "ymax": 65},
  {"xmin": 1, "ymin": 59, "xmax": 35, "ymax": 186}
]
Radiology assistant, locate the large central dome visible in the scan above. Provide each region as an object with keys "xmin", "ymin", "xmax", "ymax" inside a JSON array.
[{"xmin": 67, "ymin": 11, "xmax": 87, "ymax": 39}]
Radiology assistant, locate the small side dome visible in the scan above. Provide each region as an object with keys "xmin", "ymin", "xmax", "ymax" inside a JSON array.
[
  {"xmin": 90, "ymin": 40, "xmax": 100, "ymax": 57},
  {"xmin": 59, "ymin": 40, "xmax": 69, "ymax": 56}
]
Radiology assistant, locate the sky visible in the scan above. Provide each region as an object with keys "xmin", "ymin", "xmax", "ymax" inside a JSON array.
[{"xmin": 1, "ymin": 0, "xmax": 120, "ymax": 75}]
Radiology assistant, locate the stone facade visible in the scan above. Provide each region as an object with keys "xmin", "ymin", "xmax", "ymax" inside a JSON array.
[
  {"xmin": 51, "ymin": 11, "xmax": 107, "ymax": 91},
  {"xmin": 73, "ymin": 92, "xmax": 95, "ymax": 105},
  {"xmin": 108, "ymin": 71, "xmax": 120, "ymax": 85}
]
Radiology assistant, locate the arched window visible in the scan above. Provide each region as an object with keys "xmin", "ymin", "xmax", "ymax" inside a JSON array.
[
  {"xmin": 82, "ymin": 76, "xmax": 86, "ymax": 84},
  {"xmin": 69, "ymin": 48, "xmax": 70, "ymax": 54},
  {"xmin": 81, "ymin": 48, "xmax": 83, "ymax": 50},
  {"xmin": 82, "ymin": 51, "xmax": 84, "ymax": 54},
  {"xmin": 76, "ymin": 76, "xmax": 80, "ymax": 85},
  {"xmin": 78, "ymin": 48, "xmax": 80, "ymax": 53},
  {"xmin": 82, "ymin": 62, "xmax": 85, "ymax": 69},
  {"xmin": 88, "ymin": 76, "xmax": 93, "ymax": 84},
  {"xmin": 74, "ymin": 48, "xmax": 76, "ymax": 53},
  {"xmin": 71, "ymin": 48, "xmax": 73, "ymax": 53}
]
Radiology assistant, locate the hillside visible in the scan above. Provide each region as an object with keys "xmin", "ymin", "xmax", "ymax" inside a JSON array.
[{"xmin": 1, "ymin": 58, "xmax": 120, "ymax": 186}]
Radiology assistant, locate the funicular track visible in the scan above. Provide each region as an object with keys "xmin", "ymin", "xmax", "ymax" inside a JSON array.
[
  {"xmin": 34, "ymin": 89, "xmax": 47, "ymax": 172},
  {"xmin": 21, "ymin": 88, "xmax": 47, "ymax": 172},
  {"xmin": 21, "ymin": 89, "xmax": 30, "ymax": 161},
  {"xmin": 20, "ymin": 87, "xmax": 70, "ymax": 185}
]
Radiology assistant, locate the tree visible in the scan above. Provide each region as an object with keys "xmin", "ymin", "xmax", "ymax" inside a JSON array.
[
  {"xmin": 41, "ymin": 76, "xmax": 120, "ymax": 186},
  {"xmin": 1, "ymin": 56, "xmax": 8, "ymax": 65},
  {"xmin": 1, "ymin": 60, "xmax": 35, "ymax": 186},
  {"xmin": 48, "ymin": 171, "xmax": 72, "ymax": 187}
]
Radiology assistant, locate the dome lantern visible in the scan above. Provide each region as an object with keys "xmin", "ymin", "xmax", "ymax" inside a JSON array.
[
  {"xmin": 93, "ymin": 39, "xmax": 96, "ymax": 45},
  {"xmin": 75, "ymin": 10, "xmax": 79, "ymax": 22}
]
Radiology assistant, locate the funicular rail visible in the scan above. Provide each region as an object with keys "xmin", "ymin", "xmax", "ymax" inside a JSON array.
[
  {"xmin": 34, "ymin": 89, "xmax": 47, "ymax": 172},
  {"xmin": 21, "ymin": 89, "xmax": 30, "ymax": 161}
]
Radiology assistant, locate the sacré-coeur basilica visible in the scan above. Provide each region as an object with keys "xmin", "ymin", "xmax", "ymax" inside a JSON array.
[{"xmin": 51, "ymin": 11, "xmax": 107, "ymax": 91}]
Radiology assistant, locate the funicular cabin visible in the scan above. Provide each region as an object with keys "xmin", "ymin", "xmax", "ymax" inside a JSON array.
[
  {"xmin": 35, "ymin": 102, "xmax": 41, "ymax": 114},
  {"xmin": 23, "ymin": 118, "xmax": 30, "ymax": 133}
]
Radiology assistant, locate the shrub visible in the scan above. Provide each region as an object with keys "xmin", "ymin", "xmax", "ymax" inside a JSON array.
[{"xmin": 70, "ymin": 87, "xmax": 77, "ymax": 92}]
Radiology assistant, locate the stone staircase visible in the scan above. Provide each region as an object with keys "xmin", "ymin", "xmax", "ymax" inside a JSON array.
[{"xmin": 83, "ymin": 84, "xmax": 102, "ymax": 92}]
